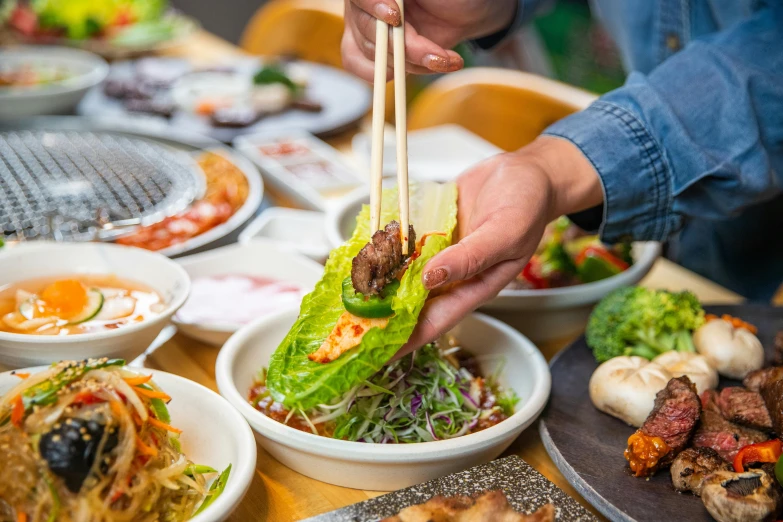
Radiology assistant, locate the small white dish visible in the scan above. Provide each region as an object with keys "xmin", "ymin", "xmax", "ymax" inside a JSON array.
[
  {"xmin": 326, "ymin": 191, "xmax": 661, "ymax": 342},
  {"xmin": 0, "ymin": 366, "xmax": 257, "ymax": 522},
  {"xmin": 238, "ymin": 207, "xmax": 330, "ymax": 263},
  {"xmin": 173, "ymin": 241, "xmax": 323, "ymax": 346},
  {"xmin": 0, "ymin": 242, "xmax": 190, "ymax": 369},
  {"xmin": 216, "ymin": 309, "xmax": 551, "ymax": 491},
  {"xmin": 352, "ymin": 124, "xmax": 502, "ymax": 182},
  {"xmin": 0, "ymin": 46, "xmax": 109, "ymax": 119}
]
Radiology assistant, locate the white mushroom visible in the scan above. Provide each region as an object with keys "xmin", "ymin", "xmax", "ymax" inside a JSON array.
[
  {"xmin": 694, "ymin": 320, "xmax": 764, "ymax": 379},
  {"xmin": 653, "ymin": 351, "xmax": 719, "ymax": 394},
  {"xmin": 589, "ymin": 356, "xmax": 673, "ymax": 427}
]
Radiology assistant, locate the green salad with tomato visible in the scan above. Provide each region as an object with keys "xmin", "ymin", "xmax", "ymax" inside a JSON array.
[{"xmin": 511, "ymin": 217, "xmax": 633, "ymax": 290}]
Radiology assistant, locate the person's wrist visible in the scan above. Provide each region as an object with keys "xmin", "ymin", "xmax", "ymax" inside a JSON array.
[{"xmin": 520, "ymin": 136, "xmax": 604, "ymax": 222}]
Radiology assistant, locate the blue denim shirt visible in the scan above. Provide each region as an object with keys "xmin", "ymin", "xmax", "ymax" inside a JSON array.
[{"xmin": 492, "ymin": 0, "xmax": 783, "ymax": 301}]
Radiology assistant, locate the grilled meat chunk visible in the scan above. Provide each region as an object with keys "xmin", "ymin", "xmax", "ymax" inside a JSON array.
[
  {"xmin": 744, "ymin": 367, "xmax": 783, "ymax": 393},
  {"xmin": 694, "ymin": 391, "xmax": 769, "ymax": 461},
  {"xmin": 718, "ymin": 387, "xmax": 773, "ymax": 431},
  {"xmin": 625, "ymin": 376, "xmax": 701, "ymax": 476},
  {"xmin": 774, "ymin": 331, "xmax": 783, "ymax": 366},
  {"xmin": 761, "ymin": 378, "xmax": 783, "ymax": 436},
  {"xmin": 671, "ymin": 447, "xmax": 733, "ymax": 496},
  {"xmin": 351, "ymin": 221, "xmax": 416, "ymax": 296}
]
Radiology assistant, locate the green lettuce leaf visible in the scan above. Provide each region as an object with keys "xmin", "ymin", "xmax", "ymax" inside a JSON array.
[{"xmin": 267, "ymin": 182, "xmax": 458, "ymax": 409}]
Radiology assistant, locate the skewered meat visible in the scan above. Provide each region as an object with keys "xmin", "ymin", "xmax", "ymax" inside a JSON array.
[
  {"xmin": 744, "ymin": 367, "xmax": 783, "ymax": 392},
  {"xmin": 625, "ymin": 376, "xmax": 701, "ymax": 477},
  {"xmin": 671, "ymin": 447, "xmax": 732, "ymax": 496},
  {"xmin": 694, "ymin": 392, "xmax": 769, "ymax": 461},
  {"xmin": 717, "ymin": 387, "xmax": 773, "ymax": 431},
  {"xmin": 351, "ymin": 221, "xmax": 416, "ymax": 296}
]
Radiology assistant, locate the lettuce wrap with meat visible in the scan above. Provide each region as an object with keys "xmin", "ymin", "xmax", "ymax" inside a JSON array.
[{"xmin": 266, "ymin": 181, "xmax": 458, "ymax": 409}]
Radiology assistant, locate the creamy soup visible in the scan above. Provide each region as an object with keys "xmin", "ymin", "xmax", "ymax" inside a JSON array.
[{"xmin": 0, "ymin": 275, "xmax": 164, "ymax": 335}]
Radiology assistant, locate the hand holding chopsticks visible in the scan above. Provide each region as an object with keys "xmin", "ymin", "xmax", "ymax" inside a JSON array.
[{"xmin": 369, "ymin": 3, "xmax": 410, "ymax": 255}]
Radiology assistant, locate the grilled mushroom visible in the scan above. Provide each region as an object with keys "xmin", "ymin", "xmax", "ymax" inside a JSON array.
[{"xmin": 701, "ymin": 470, "xmax": 780, "ymax": 522}]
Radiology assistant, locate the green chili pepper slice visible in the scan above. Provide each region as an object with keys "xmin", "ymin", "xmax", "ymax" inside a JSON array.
[{"xmin": 341, "ymin": 277, "xmax": 399, "ymax": 319}]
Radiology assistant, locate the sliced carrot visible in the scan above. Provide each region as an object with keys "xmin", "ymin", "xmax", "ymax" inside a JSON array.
[
  {"xmin": 135, "ymin": 435, "xmax": 158, "ymax": 458},
  {"xmin": 133, "ymin": 387, "xmax": 171, "ymax": 401},
  {"xmin": 109, "ymin": 401, "xmax": 125, "ymax": 418},
  {"xmin": 147, "ymin": 417, "xmax": 182, "ymax": 434},
  {"xmin": 11, "ymin": 395, "xmax": 24, "ymax": 427},
  {"xmin": 123, "ymin": 374, "xmax": 153, "ymax": 386},
  {"xmin": 16, "ymin": 511, "xmax": 27, "ymax": 522},
  {"xmin": 12, "ymin": 372, "xmax": 30, "ymax": 380}
]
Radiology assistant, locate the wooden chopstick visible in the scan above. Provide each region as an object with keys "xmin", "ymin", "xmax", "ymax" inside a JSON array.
[
  {"xmin": 369, "ymin": 19, "xmax": 388, "ymax": 234},
  {"xmin": 369, "ymin": 13, "xmax": 411, "ymax": 256},
  {"xmin": 392, "ymin": 4, "xmax": 410, "ymax": 255}
]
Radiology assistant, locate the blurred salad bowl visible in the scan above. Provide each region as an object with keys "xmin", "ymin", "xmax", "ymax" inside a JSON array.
[{"xmin": 216, "ymin": 307, "xmax": 551, "ymax": 491}]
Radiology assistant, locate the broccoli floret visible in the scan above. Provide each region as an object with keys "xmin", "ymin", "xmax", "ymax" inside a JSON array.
[{"xmin": 586, "ymin": 286, "xmax": 705, "ymax": 362}]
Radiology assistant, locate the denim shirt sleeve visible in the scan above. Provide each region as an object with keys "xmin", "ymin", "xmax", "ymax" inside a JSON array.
[{"xmin": 543, "ymin": 3, "xmax": 783, "ymax": 244}]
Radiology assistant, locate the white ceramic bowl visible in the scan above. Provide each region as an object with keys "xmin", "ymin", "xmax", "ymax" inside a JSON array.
[
  {"xmin": 0, "ymin": 242, "xmax": 190, "ymax": 369},
  {"xmin": 216, "ymin": 308, "xmax": 551, "ymax": 491},
  {"xmin": 0, "ymin": 46, "xmax": 109, "ymax": 119},
  {"xmin": 238, "ymin": 208, "xmax": 331, "ymax": 263},
  {"xmin": 173, "ymin": 241, "xmax": 323, "ymax": 346},
  {"xmin": 0, "ymin": 366, "xmax": 256, "ymax": 522},
  {"xmin": 326, "ymin": 190, "xmax": 661, "ymax": 342}
]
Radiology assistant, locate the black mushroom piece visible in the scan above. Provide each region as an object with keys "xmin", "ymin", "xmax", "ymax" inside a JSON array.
[
  {"xmin": 351, "ymin": 220, "xmax": 416, "ymax": 296},
  {"xmin": 701, "ymin": 470, "xmax": 781, "ymax": 522},
  {"xmin": 39, "ymin": 417, "xmax": 119, "ymax": 493}
]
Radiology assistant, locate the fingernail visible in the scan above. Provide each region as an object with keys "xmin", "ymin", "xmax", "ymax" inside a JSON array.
[
  {"xmin": 423, "ymin": 267, "xmax": 449, "ymax": 290},
  {"xmin": 375, "ymin": 3, "xmax": 401, "ymax": 26},
  {"xmin": 422, "ymin": 54, "xmax": 451, "ymax": 72}
]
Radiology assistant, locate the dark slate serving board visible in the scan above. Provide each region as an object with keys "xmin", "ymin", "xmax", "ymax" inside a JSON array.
[
  {"xmin": 540, "ymin": 304, "xmax": 783, "ymax": 522},
  {"xmin": 303, "ymin": 455, "xmax": 596, "ymax": 522}
]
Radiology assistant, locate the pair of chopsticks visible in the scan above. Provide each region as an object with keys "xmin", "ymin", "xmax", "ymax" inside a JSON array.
[{"xmin": 369, "ymin": 6, "xmax": 410, "ymax": 255}]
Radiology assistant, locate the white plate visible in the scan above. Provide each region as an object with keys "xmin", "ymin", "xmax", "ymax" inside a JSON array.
[
  {"xmin": 216, "ymin": 309, "xmax": 551, "ymax": 491},
  {"xmin": 0, "ymin": 242, "xmax": 190, "ymax": 369},
  {"xmin": 0, "ymin": 46, "xmax": 108, "ymax": 119},
  {"xmin": 238, "ymin": 208, "xmax": 330, "ymax": 263},
  {"xmin": 173, "ymin": 241, "xmax": 323, "ymax": 346},
  {"xmin": 0, "ymin": 366, "xmax": 256, "ymax": 522}
]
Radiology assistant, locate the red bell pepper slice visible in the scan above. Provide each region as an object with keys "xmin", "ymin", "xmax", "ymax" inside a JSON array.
[
  {"xmin": 575, "ymin": 246, "xmax": 630, "ymax": 271},
  {"xmin": 734, "ymin": 439, "xmax": 783, "ymax": 472},
  {"xmin": 520, "ymin": 257, "xmax": 548, "ymax": 289}
]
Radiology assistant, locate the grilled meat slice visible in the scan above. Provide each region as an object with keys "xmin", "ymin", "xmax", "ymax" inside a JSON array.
[
  {"xmin": 744, "ymin": 367, "xmax": 783, "ymax": 392},
  {"xmin": 625, "ymin": 376, "xmax": 701, "ymax": 476},
  {"xmin": 718, "ymin": 387, "xmax": 773, "ymax": 431},
  {"xmin": 761, "ymin": 377, "xmax": 783, "ymax": 436},
  {"xmin": 774, "ymin": 331, "xmax": 783, "ymax": 366},
  {"xmin": 671, "ymin": 447, "xmax": 733, "ymax": 496},
  {"xmin": 351, "ymin": 220, "xmax": 416, "ymax": 296},
  {"xmin": 694, "ymin": 392, "xmax": 769, "ymax": 461}
]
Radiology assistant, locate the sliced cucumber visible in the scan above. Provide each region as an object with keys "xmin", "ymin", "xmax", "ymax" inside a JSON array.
[{"xmin": 67, "ymin": 289, "xmax": 104, "ymax": 325}]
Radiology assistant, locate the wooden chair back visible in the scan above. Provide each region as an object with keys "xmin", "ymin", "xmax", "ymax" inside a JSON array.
[{"xmin": 408, "ymin": 68, "xmax": 597, "ymax": 151}]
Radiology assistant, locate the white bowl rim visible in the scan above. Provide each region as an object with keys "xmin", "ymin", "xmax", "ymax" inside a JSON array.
[
  {"xmin": 0, "ymin": 365, "xmax": 257, "ymax": 522},
  {"xmin": 216, "ymin": 308, "xmax": 551, "ymax": 462},
  {"xmin": 0, "ymin": 243, "xmax": 190, "ymax": 345},
  {"xmin": 0, "ymin": 45, "xmax": 109, "ymax": 99},
  {"xmin": 326, "ymin": 188, "xmax": 662, "ymax": 300}
]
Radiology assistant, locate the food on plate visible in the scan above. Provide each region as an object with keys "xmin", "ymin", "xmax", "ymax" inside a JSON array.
[
  {"xmin": 0, "ymin": 359, "xmax": 230, "ymax": 521},
  {"xmin": 624, "ymin": 376, "xmax": 701, "ymax": 477},
  {"xmin": 381, "ymin": 490, "xmax": 554, "ymax": 522},
  {"xmin": 257, "ymin": 140, "xmax": 310, "ymax": 158},
  {"xmin": 589, "ymin": 356, "xmax": 673, "ymax": 427},
  {"xmin": 586, "ymin": 286, "xmax": 705, "ymax": 362},
  {"xmin": 701, "ymin": 469, "xmax": 781, "ymax": 522},
  {"xmin": 745, "ymin": 366, "xmax": 783, "ymax": 392},
  {"xmin": 670, "ymin": 447, "xmax": 732, "ymax": 496},
  {"xmin": 264, "ymin": 182, "xmax": 457, "ymax": 410},
  {"xmin": 0, "ymin": 275, "xmax": 163, "ymax": 335},
  {"xmin": 652, "ymin": 352, "xmax": 719, "ymax": 394},
  {"xmin": 507, "ymin": 217, "xmax": 632, "ymax": 290},
  {"xmin": 250, "ymin": 338, "xmax": 518, "ymax": 442},
  {"xmin": 712, "ymin": 388, "xmax": 772, "ymax": 431},
  {"xmin": 693, "ymin": 391, "xmax": 769, "ymax": 462},
  {"xmin": 116, "ymin": 151, "xmax": 248, "ymax": 251},
  {"xmin": 761, "ymin": 376, "xmax": 783, "ymax": 436},
  {"xmin": 694, "ymin": 317, "xmax": 765, "ymax": 379},
  {"xmin": 175, "ymin": 274, "xmax": 306, "ymax": 326},
  {"xmin": 0, "ymin": 63, "xmax": 71, "ymax": 88}
]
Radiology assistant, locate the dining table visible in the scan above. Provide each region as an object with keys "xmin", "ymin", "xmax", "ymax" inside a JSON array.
[{"xmin": 143, "ymin": 29, "xmax": 753, "ymax": 522}]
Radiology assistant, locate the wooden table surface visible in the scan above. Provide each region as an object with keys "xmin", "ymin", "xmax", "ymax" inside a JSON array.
[{"xmin": 146, "ymin": 31, "xmax": 748, "ymax": 521}]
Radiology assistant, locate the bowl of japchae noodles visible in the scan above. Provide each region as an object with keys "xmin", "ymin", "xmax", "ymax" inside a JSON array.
[
  {"xmin": 0, "ymin": 359, "xmax": 256, "ymax": 522},
  {"xmin": 217, "ymin": 182, "xmax": 551, "ymax": 491}
]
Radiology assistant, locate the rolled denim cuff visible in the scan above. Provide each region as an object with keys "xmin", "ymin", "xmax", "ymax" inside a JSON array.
[{"xmin": 543, "ymin": 101, "xmax": 681, "ymax": 244}]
